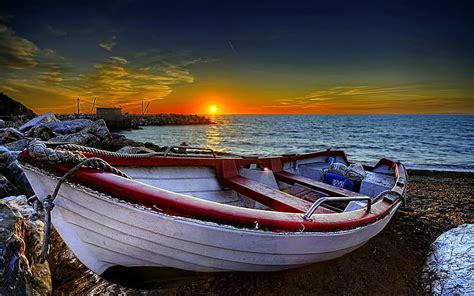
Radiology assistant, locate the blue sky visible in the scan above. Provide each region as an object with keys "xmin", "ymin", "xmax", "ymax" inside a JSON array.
[{"xmin": 0, "ymin": 0, "xmax": 472, "ymax": 114}]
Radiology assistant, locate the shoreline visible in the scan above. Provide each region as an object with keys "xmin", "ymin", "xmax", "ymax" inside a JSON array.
[{"xmin": 407, "ymin": 169, "xmax": 474, "ymax": 176}]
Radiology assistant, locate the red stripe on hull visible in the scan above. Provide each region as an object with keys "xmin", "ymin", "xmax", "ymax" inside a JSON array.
[{"xmin": 53, "ymin": 164, "xmax": 399, "ymax": 232}]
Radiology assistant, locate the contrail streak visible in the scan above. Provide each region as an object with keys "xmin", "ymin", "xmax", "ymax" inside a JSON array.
[{"xmin": 228, "ymin": 40, "xmax": 238, "ymax": 54}]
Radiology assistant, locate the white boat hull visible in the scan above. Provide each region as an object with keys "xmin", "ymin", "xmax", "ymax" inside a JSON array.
[{"xmin": 23, "ymin": 166, "xmax": 400, "ymax": 275}]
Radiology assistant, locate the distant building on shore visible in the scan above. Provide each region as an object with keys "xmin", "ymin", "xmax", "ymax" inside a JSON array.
[{"xmin": 96, "ymin": 107, "xmax": 130, "ymax": 130}]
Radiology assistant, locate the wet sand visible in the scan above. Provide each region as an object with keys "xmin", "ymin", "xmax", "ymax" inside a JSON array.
[{"xmin": 49, "ymin": 170, "xmax": 473, "ymax": 295}]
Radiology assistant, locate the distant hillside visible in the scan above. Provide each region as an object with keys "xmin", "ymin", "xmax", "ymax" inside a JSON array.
[{"xmin": 0, "ymin": 92, "xmax": 36, "ymax": 120}]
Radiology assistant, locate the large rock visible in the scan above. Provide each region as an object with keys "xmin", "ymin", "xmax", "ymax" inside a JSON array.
[
  {"xmin": 83, "ymin": 119, "xmax": 110, "ymax": 139},
  {"xmin": 0, "ymin": 198, "xmax": 52, "ymax": 295},
  {"xmin": 0, "ymin": 128, "xmax": 24, "ymax": 144},
  {"xmin": 0, "ymin": 120, "xmax": 4, "ymax": 128},
  {"xmin": 0, "ymin": 146, "xmax": 34, "ymax": 197},
  {"xmin": 111, "ymin": 132, "xmax": 126, "ymax": 139},
  {"xmin": 25, "ymin": 126, "xmax": 55, "ymax": 141},
  {"xmin": 423, "ymin": 224, "xmax": 473, "ymax": 295},
  {"xmin": 0, "ymin": 146, "xmax": 10, "ymax": 170},
  {"xmin": 116, "ymin": 146, "xmax": 155, "ymax": 154},
  {"xmin": 50, "ymin": 132, "xmax": 101, "ymax": 147},
  {"xmin": 101, "ymin": 137, "xmax": 163, "ymax": 153},
  {"xmin": 42, "ymin": 119, "xmax": 93, "ymax": 135},
  {"xmin": 4, "ymin": 161, "xmax": 35, "ymax": 197},
  {"xmin": 0, "ymin": 201, "xmax": 31, "ymax": 295},
  {"xmin": 48, "ymin": 119, "xmax": 111, "ymax": 147},
  {"xmin": 4, "ymin": 138, "xmax": 29, "ymax": 152},
  {"xmin": 1, "ymin": 196, "xmax": 52, "ymax": 295},
  {"xmin": 18, "ymin": 112, "xmax": 58, "ymax": 132},
  {"xmin": 0, "ymin": 174, "xmax": 19, "ymax": 197}
]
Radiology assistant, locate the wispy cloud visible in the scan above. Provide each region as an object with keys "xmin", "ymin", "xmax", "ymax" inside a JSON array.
[
  {"xmin": 1, "ymin": 39, "xmax": 217, "ymax": 113},
  {"xmin": 44, "ymin": 25, "xmax": 67, "ymax": 37},
  {"xmin": 0, "ymin": 24, "xmax": 39, "ymax": 69},
  {"xmin": 42, "ymin": 48, "xmax": 65, "ymax": 61},
  {"xmin": 263, "ymin": 84, "xmax": 471, "ymax": 114},
  {"xmin": 34, "ymin": 48, "xmax": 68, "ymax": 84},
  {"xmin": 37, "ymin": 63, "xmax": 64, "ymax": 83},
  {"xmin": 99, "ymin": 35, "xmax": 116, "ymax": 51},
  {"xmin": 292, "ymin": 85, "xmax": 421, "ymax": 102},
  {"xmin": 77, "ymin": 55, "xmax": 198, "ymax": 107},
  {"xmin": 0, "ymin": 85, "xmax": 19, "ymax": 92},
  {"xmin": 109, "ymin": 56, "xmax": 127, "ymax": 64}
]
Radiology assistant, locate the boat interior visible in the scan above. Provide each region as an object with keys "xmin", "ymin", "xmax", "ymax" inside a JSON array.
[{"xmin": 115, "ymin": 151, "xmax": 406, "ymax": 215}]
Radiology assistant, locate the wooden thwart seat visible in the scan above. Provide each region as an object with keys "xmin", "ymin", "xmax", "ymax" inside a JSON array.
[
  {"xmin": 274, "ymin": 171, "xmax": 367, "ymax": 198},
  {"xmin": 222, "ymin": 176, "xmax": 312, "ymax": 213}
]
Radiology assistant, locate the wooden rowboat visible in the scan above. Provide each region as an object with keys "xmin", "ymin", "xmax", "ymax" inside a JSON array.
[{"xmin": 20, "ymin": 145, "xmax": 407, "ymax": 275}]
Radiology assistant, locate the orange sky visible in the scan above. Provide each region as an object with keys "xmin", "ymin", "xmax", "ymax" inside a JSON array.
[{"xmin": 2, "ymin": 81, "xmax": 473, "ymax": 115}]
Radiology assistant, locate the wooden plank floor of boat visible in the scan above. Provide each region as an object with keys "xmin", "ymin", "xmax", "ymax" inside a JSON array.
[{"xmin": 221, "ymin": 175, "xmax": 313, "ymax": 213}]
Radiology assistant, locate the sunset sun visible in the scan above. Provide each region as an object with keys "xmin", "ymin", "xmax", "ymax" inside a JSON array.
[{"xmin": 209, "ymin": 105, "xmax": 218, "ymax": 114}]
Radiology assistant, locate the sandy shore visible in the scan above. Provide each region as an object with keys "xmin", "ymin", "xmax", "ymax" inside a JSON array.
[{"xmin": 48, "ymin": 170, "xmax": 473, "ymax": 295}]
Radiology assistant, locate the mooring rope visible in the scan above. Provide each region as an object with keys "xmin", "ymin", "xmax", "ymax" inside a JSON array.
[
  {"xmin": 26, "ymin": 140, "xmax": 131, "ymax": 262},
  {"xmin": 57, "ymin": 143, "xmax": 160, "ymax": 159}
]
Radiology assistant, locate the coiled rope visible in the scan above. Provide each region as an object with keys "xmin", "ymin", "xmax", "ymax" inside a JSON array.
[
  {"xmin": 27, "ymin": 140, "xmax": 131, "ymax": 261},
  {"xmin": 57, "ymin": 143, "xmax": 160, "ymax": 159}
]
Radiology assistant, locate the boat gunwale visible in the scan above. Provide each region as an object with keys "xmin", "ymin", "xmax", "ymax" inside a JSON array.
[
  {"xmin": 21, "ymin": 162, "xmax": 401, "ymax": 238},
  {"xmin": 20, "ymin": 151, "xmax": 405, "ymax": 232}
]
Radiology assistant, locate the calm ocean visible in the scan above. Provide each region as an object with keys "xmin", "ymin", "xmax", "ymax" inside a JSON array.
[{"xmin": 121, "ymin": 115, "xmax": 474, "ymax": 172}]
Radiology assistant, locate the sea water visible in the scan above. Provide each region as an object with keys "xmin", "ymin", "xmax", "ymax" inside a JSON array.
[{"xmin": 121, "ymin": 115, "xmax": 474, "ymax": 172}]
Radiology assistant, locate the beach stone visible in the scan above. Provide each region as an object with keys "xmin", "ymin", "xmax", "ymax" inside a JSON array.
[
  {"xmin": 46, "ymin": 119, "xmax": 110, "ymax": 147},
  {"xmin": 50, "ymin": 132, "xmax": 101, "ymax": 147},
  {"xmin": 18, "ymin": 112, "xmax": 59, "ymax": 132},
  {"xmin": 0, "ymin": 201, "xmax": 32, "ymax": 295},
  {"xmin": 0, "ymin": 174, "xmax": 19, "ymax": 197},
  {"xmin": 82, "ymin": 119, "xmax": 111, "ymax": 140},
  {"xmin": 42, "ymin": 119, "xmax": 92, "ymax": 135},
  {"xmin": 0, "ymin": 197, "xmax": 52, "ymax": 295},
  {"xmin": 4, "ymin": 138, "xmax": 29, "ymax": 152},
  {"xmin": 0, "ymin": 128, "xmax": 24, "ymax": 144},
  {"xmin": 25, "ymin": 125, "xmax": 55, "ymax": 141},
  {"xmin": 116, "ymin": 146, "xmax": 155, "ymax": 154},
  {"xmin": 423, "ymin": 224, "xmax": 473, "ymax": 295},
  {"xmin": 0, "ymin": 146, "xmax": 10, "ymax": 170},
  {"xmin": 0, "ymin": 120, "xmax": 5, "ymax": 128},
  {"xmin": 0, "ymin": 146, "xmax": 35, "ymax": 197},
  {"xmin": 4, "ymin": 161, "xmax": 35, "ymax": 197},
  {"xmin": 111, "ymin": 132, "xmax": 126, "ymax": 139},
  {"xmin": 101, "ymin": 137, "xmax": 164, "ymax": 153}
]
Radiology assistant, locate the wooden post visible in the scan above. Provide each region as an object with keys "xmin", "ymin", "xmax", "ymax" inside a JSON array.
[
  {"xmin": 90, "ymin": 98, "xmax": 96, "ymax": 114},
  {"xmin": 77, "ymin": 97, "xmax": 80, "ymax": 114}
]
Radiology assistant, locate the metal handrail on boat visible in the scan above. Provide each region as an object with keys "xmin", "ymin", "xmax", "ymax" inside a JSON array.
[
  {"xmin": 163, "ymin": 145, "xmax": 216, "ymax": 158},
  {"xmin": 302, "ymin": 196, "xmax": 373, "ymax": 221}
]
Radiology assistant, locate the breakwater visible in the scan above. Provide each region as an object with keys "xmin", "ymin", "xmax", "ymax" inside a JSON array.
[{"xmin": 56, "ymin": 113, "xmax": 214, "ymax": 130}]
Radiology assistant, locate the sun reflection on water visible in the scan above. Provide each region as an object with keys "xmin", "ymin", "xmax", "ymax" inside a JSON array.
[{"xmin": 205, "ymin": 120, "xmax": 221, "ymax": 151}]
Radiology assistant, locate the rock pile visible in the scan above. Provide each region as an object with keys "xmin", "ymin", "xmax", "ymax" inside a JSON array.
[
  {"xmin": 0, "ymin": 111, "xmax": 169, "ymax": 294},
  {"xmin": 128, "ymin": 114, "xmax": 214, "ymax": 126},
  {"xmin": 423, "ymin": 224, "xmax": 473, "ymax": 295},
  {"xmin": 0, "ymin": 112, "xmax": 169, "ymax": 199}
]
